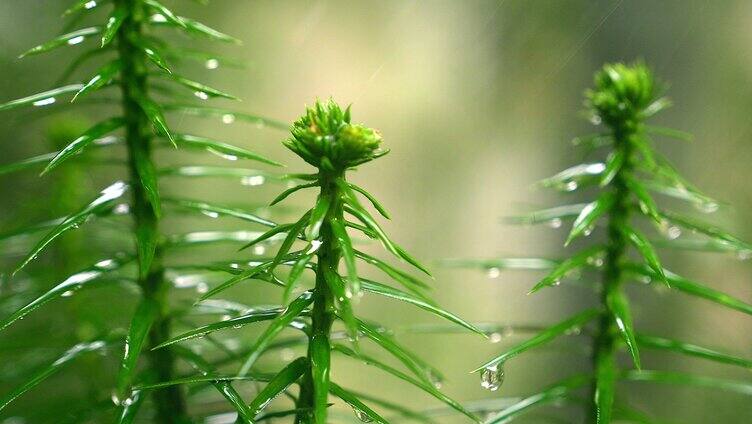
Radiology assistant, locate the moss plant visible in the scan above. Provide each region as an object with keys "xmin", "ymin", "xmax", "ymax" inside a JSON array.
[
  {"xmin": 456, "ymin": 62, "xmax": 752, "ymax": 423},
  {"xmin": 154, "ymin": 99, "xmax": 486, "ymax": 423},
  {"xmin": 0, "ymin": 1, "xmax": 285, "ymax": 421}
]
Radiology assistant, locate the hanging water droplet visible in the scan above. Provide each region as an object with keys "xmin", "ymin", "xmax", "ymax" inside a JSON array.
[
  {"xmin": 221, "ymin": 113, "xmax": 236, "ymax": 124},
  {"xmin": 151, "ymin": 13, "xmax": 167, "ymax": 23},
  {"xmin": 486, "ymin": 267, "xmax": 501, "ymax": 279},
  {"xmin": 563, "ymin": 181, "xmax": 578, "ymax": 192},
  {"xmin": 114, "ymin": 203, "xmax": 130, "ymax": 215},
  {"xmin": 196, "ymin": 282, "xmax": 208, "ymax": 294},
  {"xmin": 221, "ymin": 315, "xmax": 232, "ymax": 321},
  {"xmin": 205, "ymin": 58, "xmax": 219, "ymax": 70},
  {"xmin": 67, "ymin": 36, "xmax": 85, "ymax": 45},
  {"xmin": 564, "ymin": 326, "xmax": 581, "ymax": 336},
  {"xmin": 84, "ymin": 0, "xmax": 97, "ymax": 9},
  {"xmin": 583, "ymin": 226, "xmax": 594, "ymax": 237},
  {"xmin": 590, "ymin": 115, "xmax": 602, "ymax": 125},
  {"xmin": 194, "ymin": 91, "xmax": 209, "ymax": 100},
  {"xmin": 201, "ymin": 210, "xmax": 220, "ymax": 219},
  {"xmin": 33, "ymin": 97, "xmax": 56, "ymax": 107},
  {"xmin": 232, "ymin": 323, "xmax": 242, "ymax": 329},
  {"xmin": 488, "ymin": 332, "xmax": 502, "ymax": 343},
  {"xmin": 665, "ymin": 226, "xmax": 681, "ymax": 240},
  {"xmin": 552, "ymin": 279, "xmax": 561, "ymax": 286},
  {"xmin": 252, "ymin": 245, "xmax": 266, "ymax": 255},
  {"xmin": 61, "ymin": 290, "xmax": 75, "ymax": 297},
  {"xmin": 639, "ymin": 275, "xmax": 652, "ymax": 284},
  {"xmin": 697, "ymin": 201, "xmax": 719, "ymax": 213},
  {"xmin": 480, "ymin": 363, "xmax": 504, "ymax": 391},
  {"xmin": 547, "ymin": 218, "xmax": 562, "ymax": 229},
  {"xmin": 352, "ymin": 407, "xmax": 374, "ymax": 423},
  {"xmin": 241, "ymin": 175, "xmax": 266, "ymax": 186},
  {"xmin": 587, "ymin": 255, "xmax": 604, "ymax": 267}
]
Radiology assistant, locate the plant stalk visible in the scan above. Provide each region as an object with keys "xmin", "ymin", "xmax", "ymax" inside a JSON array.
[
  {"xmin": 296, "ymin": 172, "xmax": 344, "ymax": 424},
  {"xmin": 116, "ymin": 0, "xmax": 188, "ymax": 421},
  {"xmin": 589, "ymin": 127, "xmax": 633, "ymax": 423}
]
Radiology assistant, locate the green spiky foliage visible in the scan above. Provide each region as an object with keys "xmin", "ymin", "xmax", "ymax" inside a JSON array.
[
  {"xmin": 451, "ymin": 62, "xmax": 752, "ymax": 423},
  {"xmin": 151, "ymin": 100, "xmax": 486, "ymax": 423},
  {"xmin": 0, "ymin": 1, "xmax": 285, "ymax": 422}
]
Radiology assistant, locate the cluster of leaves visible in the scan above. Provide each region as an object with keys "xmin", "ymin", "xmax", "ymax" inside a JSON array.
[
  {"xmin": 0, "ymin": 0, "xmax": 287, "ymax": 422},
  {"xmin": 148, "ymin": 100, "xmax": 487, "ymax": 423},
  {"xmin": 451, "ymin": 62, "xmax": 752, "ymax": 423}
]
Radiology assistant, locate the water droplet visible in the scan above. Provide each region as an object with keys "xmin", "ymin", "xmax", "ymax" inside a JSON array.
[
  {"xmin": 61, "ymin": 290, "xmax": 75, "ymax": 297},
  {"xmin": 196, "ymin": 282, "xmax": 208, "ymax": 294},
  {"xmin": 114, "ymin": 203, "xmax": 130, "ymax": 215},
  {"xmin": 590, "ymin": 115, "xmax": 602, "ymax": 125},
  {"xmin": 194, "ymin": 91, "xmax": 209, "ymax": 100},
  {"xmin": 563, "ymin": 181, "xmax": 578, "ymax": 192},
  {"xmin": 547, "ymin": 218, "xmax": 562, "ymax": 229},
  {"xmin": 736, "ymin": 250, "xmax": 752, "ymax": 260},
  {"xmin": 151, "ymin": 13, "xmax": 167, "ymax": 23},
  {"xmin": 67, "ymin": 36, "xmax": 85, "ymax": 45},
  {"xmin": 205, "ymin": 58, "xmax": 219, "ymax": 70},
  {"xmin": 587, "ymin": 255, "xmax": 604, "ymax": 267},
  {"xmin": 698, "ymin": 201, "xmax": 719, "ymax": 213},
  {"xmin": 221, "ymin": 315, "xmax": 231, "ymax": 321},
  {"xmin": 665, "ymin": 226, "xmax": 681, "ymax": 240},
  {"xmin": 241, "ymin": 175, "xmax": 265, "ymax": 186},
  {"xmin": 32, "ymin": 97, "xmax": 56, "ymax": 107},
  {"xmin": 489, "ymin": 332, "xmax": 502, "ymax": 343},
  {"xmin": 486, "ymin": 267, "xmax": 501, "ymax": 279},
  {"xmin": 201, "ymin": 210, "xmax": 220, "ymax": 219},
  {"xmin": 221, "ymin": 113, "xmax": 236, "ymax": 124},
  {"xmin": 480, "ymin": 363, "xmax": 504, "ymax": 391},
  {"xmin": 564, "ymin": 326, "xmax": 581, "ymax": 336},
  {"xmin": 353, "ymin": 407, "xmax": 374, "ymax": 423},
  {"xmin": 639, "ymin": 275, "xmax": 652, "ymax": 284},
  {"xmin": 232, "ymin": 324, "xmax": 242, "ymax": 329},
  {"xmin": 252, "ymin": 245, "xmax": 266, "ymax": 255},
  {"xmin": 552, "ymin": 279, "xmax": 561, "ymax": 286}
]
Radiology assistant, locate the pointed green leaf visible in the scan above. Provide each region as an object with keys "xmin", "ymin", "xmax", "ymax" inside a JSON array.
[
  {"xmin": 622, "ymin": 370, "xmax": 752, "ymax": 396},
  {"xmin": 440, "ymin": 257, "xmax": 558, "ymax": 271},
  {"xmin": 624, "ymin": 176, "xmax": 662, "ymax": 224},
  {"xmin": 239, "ymin": 291, "xmax": 314, "ymax": 375},
  {"xmin": 238, "ymin": 223, "xmax": 295, "ymax": 251},
  {"xmin": 622, "ymin": 226, "xmax": 667, "ymax": 286},
  {"xmin": 249, "ymin": 357, "xmax": 308, "ymax": 415},
  {"xmin": 339, "ymin": 179, "xmax": 390, "ymax": 219},
  {"xmin": 72, "ymin": 60, "xmax": 122, "ymax": 101},
  {"xmin": 143, "ymin": 0, "xmax": 187, "ymax": 28},
  {"xmin": 360, "ymin": 278, "xmax": 485, "ymax": 337},
  {"xmin": 43, "ymin": 117, "xmax": 125, "ymax": 174},
  {"xmin": 0, "ymin": 84, "xmax": 84, "ymax": 111},
  {"xmin": 130, "ymin": 36, "xmax": 171, "ymax": 73},
  {"xmin": 268, "ymin": 212, "xmax": 311, "ymax": 273},
  {"xmin": 333, "ymin": 344, "xmax": 480, "ymax": 423},
  {"xmin": 270, "ymin": 182, "xmax": 318, "ymax": 205},
  {"xmin": 283, "ymin": 251, "xmax": 314, "ymax": 303},
  {"xmin": 116, "ymin": 298, "xmax": 159, "ymax": 399},
  {"xmin": 529, "ymin": 245, "xmax": 604, "ymax": 293},
  {"xmin": 636, "ymin": 334, "xmax": 752, "ymax": 368},
  {"xmin": 608, "ymin": 288, "xmax": 640, "ymax": 369},
  {"xmin": 473, "ymin": 309, "xmax": 598, "ymax": 372},
  {"xmin": 162, "ymin": 104, "xmax": 288, "ymax": 130},
  {"xmin": 0, "ymin": 340, "xmax": 109, "ymax": 412},
  {"xmin": 20, "ymin": 27, "xmax": 101, "ymax": 57},
  {"xmin": 101, "ymin": 4, "xmax": 129, "ymax": 46},
  {"xmin": 538, "ymin": 163, "xmax": 605, "ymax": 191},
  {"xmin": 164, "ymin": 197, "xmax": 275, "ymax": 227},
  {"xmin": 600, "ymin": 150, "xmax": 625, "ymax": 186},
  {"xmin": 65, "ymin": 0, "xmax": 106, "ymax": 15},
  {"xmin": 197, "ymin": 260, "xmax": 277, "ymax": 301},
  {"xmin": 1, "ymin": 255, "xmax": 131, "ymax": 331},
  {"xmin": 152, "ymin": 15, "xmax": 240, "ymax": 43},
  {"xmin": 161, "ymin": 74, "xmax": 239, "ymax": 100},
  {"xmin": 356, "ymin": 318, "xmax": 442, "ymax": 387},
  {"xmin": 485, "ymin": 375, "xmax": 591, "ymax": 424},
  {"xmin": 645, "ymin": 125, "xmax": 693, "ymax": 142},
  {"xmin": 305, "ymin": 195, "xmax": 331, "ymax": 241},
  {"xmin": 643, "ymin": 179, "xmax": 718, "ymax": 208},
  {"xmin": 14, "ymin": 181, "xmax": 128, "ymax": 275},
  {"xmin": 134, "ymin": 95, "xmax": 174, "ymax": 144},
  {"xmin": 330, "ymin": 383, "xmax": 389, "ymax": 424},
  {"xmin": 136, "ymin": 214, "xmax": 157, "ymax": 278},
  {"xmin": 566, "ymin": 193, "xmax": 614, "ymax": 245},
  {"xmin": 159, "ymin": 165, "xmax": 274, "ymax": 182},
  {"xmin": 628, "ymin": 265, "xmax": 752, "ymax": 316},
  {"xmin": 331, "ymin": 218, "xmax": 359, "ymax": 294},
  {"xmin": 0, "ymin": 152, "xmax": 58, "ymax": 175},
  {"xmin": 506, "ymin": 204, "xmax": 588, "ymax": 226},
  {"xmin": 171, "ymin": 134, "xmax": 281, "ymax": 166},
  {"xmin": 661, "ymin": 210, "xmax": 752, "ymax": 252},
  {"xmin": 154, "ymin": 307, "xmax": 282, "ymax": 349},
  {"xmin": 354, "ymin": 249, "xmax": 431, "ymax": 301}
]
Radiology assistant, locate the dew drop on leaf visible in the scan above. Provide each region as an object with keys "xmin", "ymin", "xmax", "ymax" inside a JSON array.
[
  {"xmin": 194, "ymin": 91, "xmax": 209, "ymax": 100},
  {"xmin": 486, "ymin": 267, "xmax": 501, "ymax": 279},
  {"xmin": 547, "ymin": 218, "xmax": 562, "ymax": 229},
  {"xmin": 563, "ymin": 181, "xmax": 578, "ymax": 192},
  {"xmin": 665, "ymin": 226, "xmax": 681, "ymax": 240},
  {"xmin": 221, "ymin": 113, "xmax": 236, "ymax": 124},
  {"xmin": 480, "ymin": 363, "xmax": 504, "ymax": 391},
  {"xmin": 352, "ymin": 407, "xmax": 374, "ymax": 423},
  {"xmin": 252, "ymin": 245, "xmax": 266, "ymax": 255},
  {"xmin": 488, "ymin": 332, "xmax": 502, "ymax": 343},
  {"xmin": 205, "ymin": 59, "xmax": 219, "ymax": 70},
  {"xmin": 241, "ymin": 175, "xmax": 265, "ymax": 187}
]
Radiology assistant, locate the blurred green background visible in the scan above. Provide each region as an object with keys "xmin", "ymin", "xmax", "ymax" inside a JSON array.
[{"xmin": 1, "ymin": 0, "xmax": 751, "ymax": 422}]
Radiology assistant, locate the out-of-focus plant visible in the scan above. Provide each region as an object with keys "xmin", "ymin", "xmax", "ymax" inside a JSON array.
[
  {"xmin": 448, "ymin": 62, "xmax": 752, "ymax": 423},
  {"xmin": 153, "ymin": 99, "xmax": 486, "ymax": 423},
  {"xmin": 0, "ymin": 1, "xmax": 285, "ymax": 422}
]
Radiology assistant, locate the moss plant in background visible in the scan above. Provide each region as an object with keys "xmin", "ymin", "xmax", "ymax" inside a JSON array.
[
  {"xmin": 452, "ymin": 62, "xmax": 752, "ymax": 423},
  {"xmin": 153, "ymin": 100, "xmax": 486, "ymax": 423},
  {"xmin": 0, "ymin": 0, "xmax": 286, "ymax": 422}
]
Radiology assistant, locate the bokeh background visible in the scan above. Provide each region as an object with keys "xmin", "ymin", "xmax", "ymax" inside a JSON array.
[{"xmin": 1, "ymin": 0, "xmax": 751, "ymax": 422}]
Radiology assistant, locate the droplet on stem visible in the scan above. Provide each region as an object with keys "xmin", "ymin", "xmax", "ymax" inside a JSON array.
[{"xmin": 480, "ymin": 363, "xmax": 504, "ymax": 391}]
